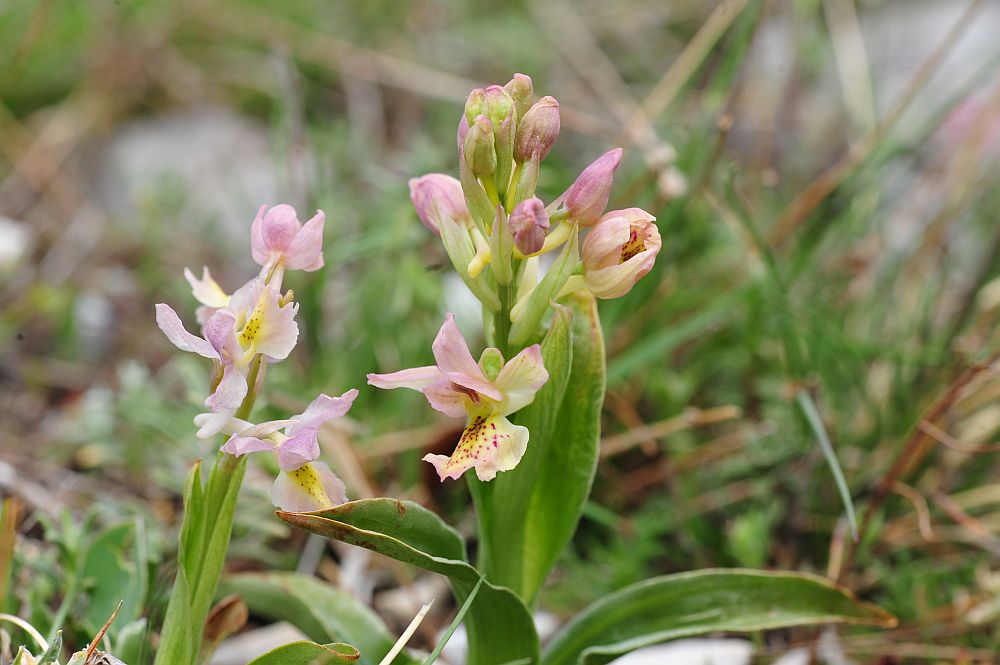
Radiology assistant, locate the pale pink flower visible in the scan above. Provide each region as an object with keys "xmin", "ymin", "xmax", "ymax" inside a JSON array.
[
  {"xmin": 202, "ymin": 390, "xmax": 358, "ymax": 511},
  {"xmin": 367, "ymin": 314, "xmax": 548, "ymax": 482},
  {"xmin": 563, "ymin": 148, "xmax": 623, "ymax": 226},
  {"xmin": 156, "ymin": 277, "xmax": 299, "ymax": 436},
  {"xmin": 582, "ymin": 208, "xmax": 661, "ymax": 299},
  {"xmin": 251, "ymin": 204, "xmax": 325, "ymax": 273},
  {"xmin": 409, "ymin": 174, "xmax": 471, "ymax": 235}
]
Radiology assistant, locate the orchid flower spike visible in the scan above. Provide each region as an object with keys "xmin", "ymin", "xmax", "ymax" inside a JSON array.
[
  {"xmin": 251, "ymin": 204, "xmax": 325, "ymax": 274},
  {"xmin": 582, "ymin": 208, "xmax": 662, "ymax": 298},
  {"xmin": 367, "ymin": 314, "xmax": 548, "ymax": 482},
  {"xmin": 156, "ymin": 276, "xmax": 299, "ymax": 436},
  {"xmin": 200, "ymin": 390, "xmax": 358, "ymax": 511}
]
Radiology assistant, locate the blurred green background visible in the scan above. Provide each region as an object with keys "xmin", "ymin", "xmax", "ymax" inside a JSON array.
[{"xmin": 3, "ymin": 0, "xmax": 1000, "ymax": 661}]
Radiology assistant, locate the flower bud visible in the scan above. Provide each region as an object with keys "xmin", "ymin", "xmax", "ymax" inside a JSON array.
[
  {"xmin": 509, "ymin": 197, "xmax": 550, "ymax": 255},
  {"xmin": 483, "ymin": 85, "xmax": 515, "ymax": 128},
  {"xmin": 563, "ymin": 148, "xmax": 623, "ymax": 226},
  {"xmin": 504, "ymin": 73, "xmax": 534, "ymax": 120},
  {"xmin": 456, "ymin": 113, "xmax": 469, "ymax": 154},
  {"xmin": 464, "ymin": 88, "xmax": 486, "ymax": 126},
  {"xmin": 582, "ymin": 208, "xmax": 661, "ymax": 299},
  {"xmin": 409, "ymin": 174, "xmax": 470, "ymax": 235},
  {"xmin": 464, "ymin": 114, "xmax": 497, "ymax": 179},
  {"xmin": 514, "ymin": 96, "xmax": 560, "ymax": 162}
]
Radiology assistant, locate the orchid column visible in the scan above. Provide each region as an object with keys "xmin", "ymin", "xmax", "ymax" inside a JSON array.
[
  {"xmin": 153, "ymin": 206, "xmax": 357, "ymax": 665},
  {"xmin": 370, "ymin": 74, "xmax": 663, "ymax": 601}
]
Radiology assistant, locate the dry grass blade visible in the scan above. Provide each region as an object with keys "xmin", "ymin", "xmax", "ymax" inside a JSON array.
[
  {"xmin": 766, "ymin": 0, "xmax": 988, "ymax": 248},
  {"xmin": 600, "ymin": 405, "xmax": 743, "ymax": 458}
]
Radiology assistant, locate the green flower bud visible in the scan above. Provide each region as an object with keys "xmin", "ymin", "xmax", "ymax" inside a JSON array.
[
  {"xmin": 464, "ymin": 88, "xmax": 486, "ymax": 126},
  {"xmin": 464, "ymin": 114, "xmax": 497, "ymax": 179},
  {"xmin": 504, "ymin": 73, "xmax": 534, "ymax": 120},
  {"xmin": 483, "ymin": 85, "xmax": 515, "ymax": 128}
]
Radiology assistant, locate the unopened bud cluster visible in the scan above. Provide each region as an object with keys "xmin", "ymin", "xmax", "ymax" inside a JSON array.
[{"xmin": 409, "ymin": 73, "xmax": 662, "ymax": 349}]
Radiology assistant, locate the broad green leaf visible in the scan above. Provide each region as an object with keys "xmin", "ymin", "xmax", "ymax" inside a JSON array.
[
  {"xmin": 246, "ymin": 641, "xmax": 361, "ymax": 665},
  {"xmin": 114, "ymin": 618, "xmax": 149, "ymax": 665},
  {"xmin": 473, "ymin": 295, "xmax": 605, "ymax": 604},
  {"xmin": 279, "ymin": 499, "xmax": 539, "ymax": 665},
  {"xmin": 220, "ymin": 572, "xmax": 413, "ymax": 665},
  {"xmin": 80, "ymin": 520, "xmax": 147, "ymax": 639},
  {"xmin": 542, "ymin": 569, "xmax": 897, "ymax": 665}
]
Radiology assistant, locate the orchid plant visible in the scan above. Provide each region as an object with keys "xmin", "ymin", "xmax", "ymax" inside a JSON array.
[{"xmin": 96, "ymin": 74, "xmax": 894, "ymax": 665}]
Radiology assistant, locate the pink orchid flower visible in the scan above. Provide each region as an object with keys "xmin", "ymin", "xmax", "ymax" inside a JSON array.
[
  {"xmin": 156, "ymin": 277, "xmax": 299, "ymax": 437},
  {"xmin": 367, "ymin": 314, "xmax": 548, "ymax": 482},
  {"xmin": 582, "ymin": 207, "xmax": 662, "ymax": 299},
  {"xmin": 251, "ymin": 204, "xmax": 325, "ymax": 273},
  {"xmin": 197, "ymin": 390, "xmax": 358, "ymax": 511}
]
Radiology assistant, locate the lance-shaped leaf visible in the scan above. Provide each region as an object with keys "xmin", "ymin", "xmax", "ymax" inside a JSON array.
[
  {"xmin": 542, "ymin": 569, "xmax": 897, "ymax": 665},
  {"xmin": 278, "ymin": 499, "xmax": 539, "ymax": 665},
  {"xmin": 220, "ymin": 572, "xmax": 415, "ymax": 665},
  {"xmin": 246, "ymin": 641, "xmax": 361, "ymax": 665},
  {"xmin": 470, "ymin": 297, "xmax": 604, "ymax": 603}
]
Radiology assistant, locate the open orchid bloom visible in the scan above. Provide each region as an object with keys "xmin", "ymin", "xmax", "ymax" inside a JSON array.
[
  {"xmin": 367, "ymin": 314, "xmax": 548, "ymax": 482},
  {"xmin": 196, "ymin": 390, "xmax": 358, "ymax": 511},
  {"xmin": 156, "ymin": 277, "xmax": 299, "ymax": 437},
  {"xmin": 251, "ymin": 204, "xmax": 326, "ymax": 274},
  {"xmin": 582, "ymin": 207, "xmax": 662, "ymax": 299}
]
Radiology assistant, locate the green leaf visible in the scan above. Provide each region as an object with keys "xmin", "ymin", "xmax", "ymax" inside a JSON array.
[
  {"xmin": 220, "ymin": 572, "xmax": 411, "ymax": 665},
  {"xmin": 114, "ymin": 618, "xmax": 149, "ymax": 665},
  {"xmin": 246, "ymin": 641, "xmax": 361, "ymax": 665},
  {"xmin": 80, "ymin": 520, "xmax": 147, "ymax": 639},
  {"xmin": 473, "ymin": 295, "xmax": 605, "ymax": 604},
  {"xmin": 423, "ymin": 577, "xmax": 482, "ymax": 665},
  {"xmin": 541, "ymin": 569, "xmax": 897, "ymax": 665},
  {"xmin": 278, "ymin": 499, "xmax": 539, "ymax": 665}
]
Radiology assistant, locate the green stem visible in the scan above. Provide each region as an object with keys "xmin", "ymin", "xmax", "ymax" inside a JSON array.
[
  {"xmin": 154, "ymin": 356, "xmax": 264, "ymax": 664},
  {"xmin": 494, "ymin": 279, "xmax": 515, "ymax": 358}
]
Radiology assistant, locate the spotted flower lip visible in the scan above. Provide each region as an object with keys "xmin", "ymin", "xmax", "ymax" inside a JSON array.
[
  {"xmin": 367, "ymin": 314, "xmax": 548, "ymax": 482},
  {"xmin": 582, "ymin": 207, "xmax": 661, "ymax": 299},
  {"xmin": 251, "ymin": 204, "xmax": 325, "ymax": 273},
  {"xmin": 198, "ymin": 390, "xmax": 358, "ymax": 511},
  {"xmin": 155, "ymin": 277, "xmax": 299, "ymax": 437}
]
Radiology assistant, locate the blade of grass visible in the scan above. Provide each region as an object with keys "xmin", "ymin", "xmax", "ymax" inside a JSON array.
[
  {"xmin": 422, "ymin": 577, "xmax": 483, "ymax": 665},
  {"xmin": 796, "ymin": 389, "xmax": 859, "ymax": 542}
]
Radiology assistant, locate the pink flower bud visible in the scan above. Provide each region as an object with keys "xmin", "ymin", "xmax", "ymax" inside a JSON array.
[
  {"xmin": 464, "ymin": 114, "xmax": 497, "ymax": 179},
  {"xmin": 504, "ymin": 73, "xmax": 534, "ymax": 119},
  {"xmin": 582, "ymin": 207, "xmax": 661, "ymax": 299},
  {"xmin": 456, "ymin": 113, "xmax": 469, "ymax": 154},
  {"xmin": 563, "ymin": 148, "xmax": 623, "ymax": 226},
  {"xmin": 251, "ymin": 204, "xmax": 325, "ymax": 271},
  {"xmin": 509, "ymin": 197, "xmax": 550, "ymax": 255},
  {"xmin": 514, "ymin": 96, "xmax": 560, "ymax": 162},
  {"xmin": 409, "ymin": 174, "xmax": 470, "ymax": 235}
]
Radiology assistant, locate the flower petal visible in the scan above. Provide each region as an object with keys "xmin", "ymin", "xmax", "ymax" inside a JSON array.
[
  {"xmin": 423, "ymin": 380, "xmax": 473, "ymax": 418},
  {"xmin": 203, "ymin": 309, "xmax": 241, "ymax": 362},
  {"xmin": 286, "ymin": 389, "xmax": 359, "ymax": 436},
  {"xmin": 271, "ymin": 461, "xmax": 348, "ymax": 511},
  {"xmin": 275, "ymin": 432, "xmax": 321, "ymax": 471},
  {"xmin": 155, "ymin": 304, "xmax": 218, "ymax": 359},
  {"xmin": 220, "ymin": 435, "xmax": 275, "ymax": 457},
  {"xmin": 250, "ymin": 205, "xmax": 270, "ymax": 266},
  {"xmin": 241, "ymin": 286, "xmax": 299, "ymax": 361},
  {"xmin": 494, "ymin": 344, "xmax": 549, "ymax": 415},
  {"xmin": 284, "ymin": 210, "xmax": 325, "ymax": 271},
  {"xmin": 184, "ymin": 266, "xmax": 230, "ymax": 308},
  {"xmin": 431, "ymin": 314, "xmax": 502, "ymax": 400},
  {"xmin": 584, "ymin": 247, "xmax": 658, "ymax": 299},
  {"xmin": 205, "ymin": 363, "xmax": 248, "ymax": 415},
  {"xmin": 367, "ymin": 366, "xmax": 443, "ymax": 391},
  {"xmin": 422, "ymin": 413, "xmax": 528, "ymax": 482},
  {"xmin": 196, "ymin": 410, "xmax": 236, "ymax": 439}
]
